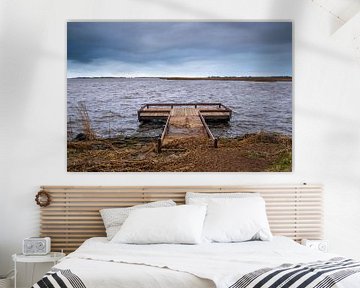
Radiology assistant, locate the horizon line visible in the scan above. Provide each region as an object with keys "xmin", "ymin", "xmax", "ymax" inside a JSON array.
[{"xmin": 67, "ymin": 75, "xmax": 293, "ymax": 79}]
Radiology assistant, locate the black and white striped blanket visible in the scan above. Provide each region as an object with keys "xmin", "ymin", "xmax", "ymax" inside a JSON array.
[
  {"xmin": 229, "ymin": 257, "xmax": 360, "ymax": 288},
  {"xmin": 32, "ymin": 258, "xmax": 360, "ymax": 288},
  {"xmin": 32, "ymin": 268, "xmax": 86, "ymax": 288}
]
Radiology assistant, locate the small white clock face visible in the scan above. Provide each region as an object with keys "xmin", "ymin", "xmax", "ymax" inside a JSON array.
[
  {"xmin": 318, "ymin": 242, "xmax": 327, "ymax": 252},
  {"xmin": 36, "ymin": 241, "xmax": 45, "ymax": 250}
]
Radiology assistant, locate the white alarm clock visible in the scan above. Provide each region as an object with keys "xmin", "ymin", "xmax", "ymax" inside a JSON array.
[
  {"xmin": 301, "ymin": 239, "xmax": 328, "ymax": 252},
  {"xmin": 23, "ymin": 237, "xmax": 51, "ymax": 255}
]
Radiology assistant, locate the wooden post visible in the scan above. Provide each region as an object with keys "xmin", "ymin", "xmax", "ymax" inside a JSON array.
[
  {"xmin": 157, "ymin": 138, "xmax": 162, "ymax": 153},
  {"xmin": 214, "ymin": 138, "xmax": 218, "ymax": 148}
]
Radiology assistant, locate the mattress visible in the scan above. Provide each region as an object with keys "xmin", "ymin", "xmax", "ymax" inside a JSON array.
[{"xmin": 35, "ymin": 236, "xmax": 360, "ymax": 288}]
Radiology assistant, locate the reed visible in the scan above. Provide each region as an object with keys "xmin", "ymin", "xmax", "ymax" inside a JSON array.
[
  {"xmin": 76, "ymin": 102, "xmax": 96, "ymax": 140},
  {"xmin": 67, "ymin": 115, "xmax": 74, "ymax": 141}
]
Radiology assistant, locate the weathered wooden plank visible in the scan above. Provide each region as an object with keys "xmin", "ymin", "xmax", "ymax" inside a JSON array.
[
  {"xmin": 138, "ymin": 103, "xmax": 232, "ymax": 122},
  {"xmin": 139, "ymin": 103, "xmax": 232, "ymax": 151}
]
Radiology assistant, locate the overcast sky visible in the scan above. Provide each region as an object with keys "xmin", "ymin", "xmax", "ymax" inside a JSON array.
[{"xmin": 67, "ymin": 22, "xmax": 292, "ymax": 78}]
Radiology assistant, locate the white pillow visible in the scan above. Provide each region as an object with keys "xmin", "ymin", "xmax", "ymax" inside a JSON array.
[
  {"xmin": 100, "ymin": 200, "xmax": 176, "ymax": 240},
  {"xmin": 202, "ymin": 197, "xmax": 272, "ymax": 243},
  {"xmin": 111, "ymin": 205, "xmax": 207, "ymax": 244},
  {"xmin": 186, "ymin": 192, "xmax": 259, "ymax": 204}
]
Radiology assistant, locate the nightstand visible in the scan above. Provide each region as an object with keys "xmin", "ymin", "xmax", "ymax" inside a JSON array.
[
  {"xmin": 301, "ymin": 239, "xmax": 328, "ymax": 252},
  {"xmin": 12, "ymin": 252, "xmax": 65, "ymax": 288}
]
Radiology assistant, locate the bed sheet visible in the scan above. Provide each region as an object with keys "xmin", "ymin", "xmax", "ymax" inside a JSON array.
[{"xmin": 50, "ymin": 237, "xmax": 360, "ymax": 288}]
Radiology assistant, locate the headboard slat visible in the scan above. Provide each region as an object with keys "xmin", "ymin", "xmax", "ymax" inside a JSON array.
[{"xmin": 39, "ymin": 185, "xmax": 323, "ymax": 253}]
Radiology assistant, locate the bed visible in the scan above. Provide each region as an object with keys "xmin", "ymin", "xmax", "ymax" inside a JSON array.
[
  {"xmin": 33, "ymin": 236, "xmax": 360, "ymax": 288},
  {"xmin": 33, "ymin": 185, "xmax": 360, "ymax": 288}
]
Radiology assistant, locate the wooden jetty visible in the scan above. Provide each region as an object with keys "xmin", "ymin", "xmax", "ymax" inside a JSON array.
[{"xmin": 137, "ymin": 103, "xmax": 232, "ymax": 152}]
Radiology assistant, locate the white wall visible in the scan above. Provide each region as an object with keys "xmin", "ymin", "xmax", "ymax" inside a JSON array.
[{"xmin": 1, "ymin": 0, "xmax": 360, "ymax": 286}]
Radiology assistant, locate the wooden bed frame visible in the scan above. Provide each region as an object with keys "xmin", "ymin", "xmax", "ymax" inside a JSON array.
[{"xmin": 39, "ymin": 184, "xmax": 323, "ymax": 253}]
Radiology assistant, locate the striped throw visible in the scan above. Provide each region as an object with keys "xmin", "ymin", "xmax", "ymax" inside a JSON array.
[
  {"xmin": 32, "ymin": 268, "xmax": 86, "ymax": 288},
  {"xmin": 230, "ymin": 258, "xmax": 360, "ymax": 288}
]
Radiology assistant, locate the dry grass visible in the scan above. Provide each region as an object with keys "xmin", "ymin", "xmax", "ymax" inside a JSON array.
[
  {"xmin": 76, "ymin": 102, "xmax": 96, "ymax": 140},
  {"xmin": 67, "ymin": 132, "xmax": 292, "ymax": 172}
]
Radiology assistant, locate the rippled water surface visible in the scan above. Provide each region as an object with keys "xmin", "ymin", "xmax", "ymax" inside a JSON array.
[{"xmin": 67, "ymin": 78, "xmax": 292, "ymax": 138}]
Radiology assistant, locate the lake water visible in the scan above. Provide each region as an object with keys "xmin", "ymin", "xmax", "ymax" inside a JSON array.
[{"xmin": 67, "ymin": 78, "xmax": 292, "ymax": 139}]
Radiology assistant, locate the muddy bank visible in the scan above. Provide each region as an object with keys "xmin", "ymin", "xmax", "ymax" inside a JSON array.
[{"xmin": 67, "ymin": 132, "xmax": 292, "ymax": 172}]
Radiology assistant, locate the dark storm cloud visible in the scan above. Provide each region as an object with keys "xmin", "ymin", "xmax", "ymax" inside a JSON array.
[{"xmin": 67, "ymin": 22, "xmax": 292, "ymax": 76}]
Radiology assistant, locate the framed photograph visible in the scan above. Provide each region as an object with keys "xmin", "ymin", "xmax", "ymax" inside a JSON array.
[{"xmin": 67, "ymin": 21, "xmax": 292, "ymax": 172}]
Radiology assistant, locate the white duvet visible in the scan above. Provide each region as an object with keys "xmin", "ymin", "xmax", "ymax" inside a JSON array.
[{"xmin": 53, "ymin": 237, "xmax": 360, "ymax": 288}]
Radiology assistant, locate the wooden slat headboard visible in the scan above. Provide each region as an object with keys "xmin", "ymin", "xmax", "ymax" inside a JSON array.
[{"xmin": 39, "ymin": 185, "xmax": 323, "ymax": 253}]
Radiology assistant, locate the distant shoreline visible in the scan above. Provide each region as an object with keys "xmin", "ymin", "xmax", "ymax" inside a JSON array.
[
  {"xmin": 160, "ymin": 76, "xmax": 292, "ymax": 82},
  {"xmin": 68, "ymin": 76, "xmax": 292, "ymax": 82}
]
